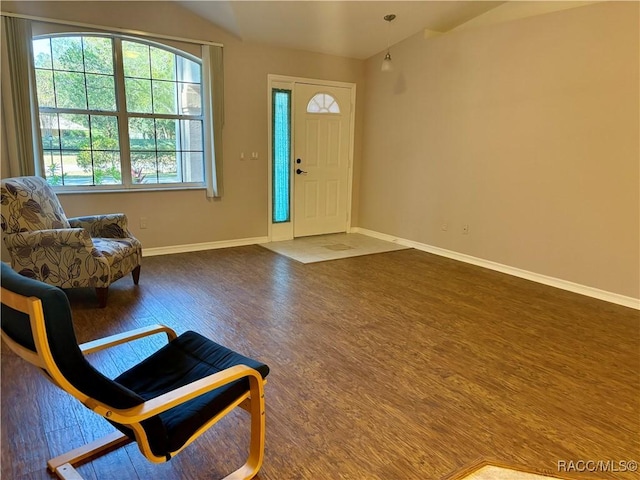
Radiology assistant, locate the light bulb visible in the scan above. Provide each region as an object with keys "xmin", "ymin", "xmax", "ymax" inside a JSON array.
[{"xmin": 381, "ymin": 52, "xmax": 393, "ymax": 72}]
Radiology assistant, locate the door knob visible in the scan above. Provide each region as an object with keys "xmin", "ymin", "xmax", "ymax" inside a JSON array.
[{"xmin": 296, "ymin": 168, "xmax": 307, "ymax": 175}]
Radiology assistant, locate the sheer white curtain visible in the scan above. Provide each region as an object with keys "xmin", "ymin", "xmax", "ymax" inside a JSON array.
[
  {"xmin": 1, "ymin": 15, "xmax": 41, "ymax": 177},
  {"xmin": 202, "ymin": 44, "xmax": 224, "ymax": 198}
]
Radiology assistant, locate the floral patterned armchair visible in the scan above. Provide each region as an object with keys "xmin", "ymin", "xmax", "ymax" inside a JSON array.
[{"xmin": 0, "ymin": 176, "xmax": 141, "ymax": 307}]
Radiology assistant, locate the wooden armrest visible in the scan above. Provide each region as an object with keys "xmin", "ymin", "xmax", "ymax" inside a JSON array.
[
  {"xmin": 88, "ymin": 364, "xmax": 265, "ymax": 423},
  {"xmin": 79, "ymin": 324, "xmax": 178, "ymax": 355}
]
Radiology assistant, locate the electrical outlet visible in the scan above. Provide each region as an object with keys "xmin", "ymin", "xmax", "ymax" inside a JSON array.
[
  {"xmin": 462, "ymin": 224, "xmax": 469, "ymax": 235},
  {"xmin": 140, "ymin": 217, "xmax": 148, "ymax": 229}
]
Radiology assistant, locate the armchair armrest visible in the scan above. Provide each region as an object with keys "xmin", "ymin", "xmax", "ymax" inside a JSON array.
[
  {"xmin": 68, "ymin": 214, "xmax": 133, "ymax": 239},
  {"xmin": 3, "ymin": 228, "xmax": 94, "ymax": 251},
  {"xmin": 80, "ymin": 324, "xmax": 178, "ymax": 355}
]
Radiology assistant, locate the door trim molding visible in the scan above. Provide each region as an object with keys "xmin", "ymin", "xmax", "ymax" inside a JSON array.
[{"xmin": 267, "ymin": 74, "xmax": 356, "ymax": 242}]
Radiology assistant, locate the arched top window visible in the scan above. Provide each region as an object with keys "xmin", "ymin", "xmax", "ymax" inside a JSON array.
[
  {"xmin": 306, "ymin": 93, "xmax": 340, "ymax": 114},
  {"xmin": 32, "ymin": 33, "xmax": 206, "ymax": 188}
]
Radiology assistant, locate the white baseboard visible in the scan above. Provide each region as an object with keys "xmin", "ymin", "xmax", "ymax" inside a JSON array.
[
  {"xmin": 351, "ymin": 227, "xmax": 640, "ymax": 310},
  {"xmin": 142, "ymin": 236, "xmax": 269, "ymax": 257}
]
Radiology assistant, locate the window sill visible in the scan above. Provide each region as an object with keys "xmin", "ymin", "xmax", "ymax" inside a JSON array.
[{"xmin": 54, "ymin": 185, "xmax": 207, "ymax": 195}]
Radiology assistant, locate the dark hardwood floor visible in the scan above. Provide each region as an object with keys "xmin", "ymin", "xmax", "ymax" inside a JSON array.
[{"xmin": 2, "ymin": 246, "xmax": 638, "ymax": 479}]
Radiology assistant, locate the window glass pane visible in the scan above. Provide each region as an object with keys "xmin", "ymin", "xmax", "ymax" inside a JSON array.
[
  {"xmin": 51, "ymin": 37, "xmax": 84, "ymax": 72},
  {"xmin": 152, "ymin": 81, "xmax": 177, "ymax": 114},
  {"xmin": 90, "ymin": 151, "xmax": 122, "ymax": 185},
  {"xmin": 54, "ymin": 71, "xmax": 87, "ymax": 109},
  {"xmin": 155, "ymin": 120, "xmax": 179, "ymax": 183},
  {"xmin": 155, "ymin": 119, "xmax": 177, "ymax": 152},
  {"xmin": 33, "ymin": 38, "xmax": 52, "ymax": 69},
  {"xmin": 86, "ymin": 74, "xmax": 116, "ymax": 111},
  {"xmin": 131, "ymin": 152, "xmax": 158, "ymax": 184},
  {"xmin": 43, "ymin": 151, "xmax": 64, "ymax": 186},
  {"xmin": 182, "ymin": 151, "xmax": 204, "ymax": 183},
  {"xmin": 178, "ymin": 83, "xmax": 202, "ymax": 116},
  {"xmin": 272, "ymin": 90, "xmax": 291, "ymax": 223},
  {"xmin": 59, "ymin": 114, "xmax": 89, "ymax": 150},
  {"xmin": 122, "ymin": 41, "xmax": 150, "ymax": 78},
  {"xmin": 181, "ymin": 120, "xmax": 203, "ymax": 151},
  {"xmin": 35, "ymin": 70, "xmax": 55, "ymax": 108},
  {"xmin": 177, "ymin": 57, "xmax": 201, "ymax": 83},
  {"xmin": 157, "ymin": 151, "xmax": 178, "ymax": 183},
  {"xmin": 40, "ymin": 113, "xmax": 61, "ymax": 150},
  {"xmin": 151, "ymin": 47, "xmax": 175, "ymax": 81},
  {"xmin": 62, "ymin": 151, "xmax": 92, "ymax": 186},
  {"xmin": 87, "ymin": 116, "xmax": 121, "ymax": 185},
  {"xmin": 83, "ymin": 37, "xmax": 113, "ymax": 75},
  {"xmin": 90, "ymin": 116, "xmax": 119, "ymax": 149},
  {"xmin": 129, "ymin": 118, "xmax": 156, "ymax": 151},
  {"xmin": 125, "ymin": 78, "xmax": 152, "ymax": 113},
  {"xmin": 161, "ymin": 168, "xmax": 181, "ymax": 183}
]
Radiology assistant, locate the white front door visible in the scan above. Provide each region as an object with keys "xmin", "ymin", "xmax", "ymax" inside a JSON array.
[{"xmin": 293, "ymin": 83, "xmax": 353, "ymax": 237}]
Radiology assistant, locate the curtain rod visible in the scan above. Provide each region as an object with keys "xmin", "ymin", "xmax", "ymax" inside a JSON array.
[{"xmin": 1, "ymin": 11, "xmax": 223, "ymax": 48}]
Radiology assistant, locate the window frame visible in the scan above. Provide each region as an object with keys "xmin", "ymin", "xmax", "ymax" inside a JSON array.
[{"xmin": 33, "ymin": 32, "xmax": 207, "ymax": 192}]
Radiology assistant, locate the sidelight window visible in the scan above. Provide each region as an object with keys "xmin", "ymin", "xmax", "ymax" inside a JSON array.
[{"xmin": 272, "ymin": 89, "xmax": 291, "ymax": 223}]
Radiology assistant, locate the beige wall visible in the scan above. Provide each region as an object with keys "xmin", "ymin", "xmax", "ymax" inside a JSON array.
[
  {"xmin": 1, "ymin": 1, "xmax": 365, "ymax": 248},
  {"xmin": 2, "ymin": 1, "xmax": 638, "ymax": 300},
  {"xmin": 359, "ymin": 2, "xmax": 639, "ymax": 299}
]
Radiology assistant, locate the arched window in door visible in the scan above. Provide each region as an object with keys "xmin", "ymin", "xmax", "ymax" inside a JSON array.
[{"xmin": 306, "ymin": 93, "xmax": 340, "ymax": 114}]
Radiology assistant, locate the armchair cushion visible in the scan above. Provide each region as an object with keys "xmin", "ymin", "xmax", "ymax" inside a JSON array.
[
  {"xmin": 93, "ymin": 238, "xmax": 139, "ymax": 266},
  {"xmin": 92, "ymin": 237, "xmax": 142, "ymax": 284},
  {"xmin": 1, "ymin": 176, "xmax": 70, "ymax": 232},
  {"xmin": 3, "ymin": 229, "xmax": 110, "ymax": 287}
]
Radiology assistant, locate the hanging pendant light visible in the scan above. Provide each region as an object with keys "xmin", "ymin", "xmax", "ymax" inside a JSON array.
[{"xmin": 381, "ymin": 14, "xmax": 396, "ymax": 72}]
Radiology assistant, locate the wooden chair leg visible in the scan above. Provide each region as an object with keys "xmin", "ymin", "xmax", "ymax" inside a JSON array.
[
  {"xmin": 48, "ymin": 431, "xmax": 131, "ymax": 479},
  {"xmin": 224, "ymin": 376, "xmax": 266, "ymax": 480},
  {"xmin": 96, "ymin": 287, "xmax": 108, "ymax": 308},
  {"xmin": 132, "ymin": 266, "xmax": 141, "ymax": 285},
  {"xmin": 52, "ymin": 463, "xmax": 84, "ymax": 480}
]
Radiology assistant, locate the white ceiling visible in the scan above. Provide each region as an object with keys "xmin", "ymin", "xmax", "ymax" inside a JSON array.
[{"xmin": 176, "ymin": 1, "xmax": 598, "ymax": 60}]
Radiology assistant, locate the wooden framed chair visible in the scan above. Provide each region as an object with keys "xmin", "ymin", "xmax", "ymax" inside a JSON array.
[{"xmin": 0, "ymin": 262, "xmax": 269, "ymax": 480}]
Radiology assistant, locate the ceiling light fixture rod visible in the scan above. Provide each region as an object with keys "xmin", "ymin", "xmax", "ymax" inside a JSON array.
[
  {"xmin": 382, "ymin": 14, "xmax": 396, "ymax": 72},
  {"xmin": 384, "ymin": 14, "xmax": 395, "ymax": 51}
]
